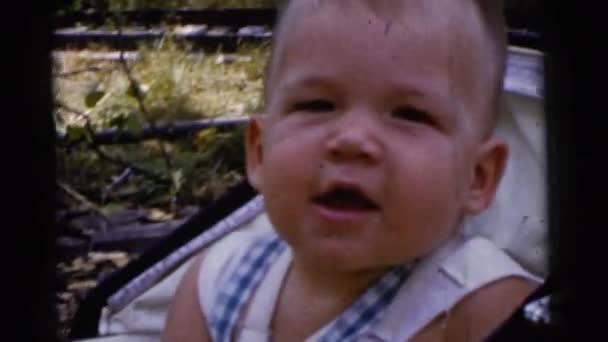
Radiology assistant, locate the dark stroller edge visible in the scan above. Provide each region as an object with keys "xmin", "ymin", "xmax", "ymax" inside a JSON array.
[
  {"xmin": 484, "ymin": 276, "xmax": 559, "ymax": 341},
  {"xmin": 69, "ymin": 179, "xmax": 258, "ymax": 339}
]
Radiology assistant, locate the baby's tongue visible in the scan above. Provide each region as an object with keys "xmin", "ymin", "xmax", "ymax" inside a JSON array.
[{"xmin": 317, "ymin": 189, "xmax": 377, "ymax": 211}]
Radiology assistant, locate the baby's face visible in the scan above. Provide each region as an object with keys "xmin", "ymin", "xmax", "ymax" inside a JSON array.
[{"xmin": 247, "ymin": 3, "xmax": 504, "ymax": 272}]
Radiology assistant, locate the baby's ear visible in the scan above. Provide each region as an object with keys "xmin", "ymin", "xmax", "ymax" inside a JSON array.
[
  {"xmin": 464, "ymin": 137, "xmax": 508, "ymax": 215},
  {"xmin": 245, "ymin": 115, "xmax": 265, "ymax": 191}
]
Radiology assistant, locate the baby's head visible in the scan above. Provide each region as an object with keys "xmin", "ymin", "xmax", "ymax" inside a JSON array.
[{"xmin": 246, "ymin": 0, "xmax": 509, "ymax": 272}]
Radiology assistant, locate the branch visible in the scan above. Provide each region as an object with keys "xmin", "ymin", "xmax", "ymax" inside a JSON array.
[
  {"xmin": 55, "ymin": 101, "xmax": 170, "ymax": 185},
  {"xmin": 102, "ymin": 168, "xmax": 133, "ymax": 203},
  {"xmin": 54, "ymin": 100, "xmax": 89, "ymax": 121},
  {"xmin": 92, "ymin": 144, "xmax": 170, "ymax": 185},
  {"xmin": 56, "ymin": 180, "xmax": 111, "ymax": 230},
  {"xmin": 57, "ymin": 181, "xmax": 100, "ymax": 212},
  {"xmin": 56, "ymin": 117, "xmax": 248, "ymax": 145},
  {"xmin": 111, "ymin": 13, "xmax": 175, "ymax": 175},
  {"xmin": 53, "ymin": 66, "xmax": 109, "ymax": 78}
]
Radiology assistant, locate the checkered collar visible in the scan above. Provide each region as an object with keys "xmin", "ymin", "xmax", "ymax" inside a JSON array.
[{"xmin": 209, "ymin": 232, "xmax": 410, "ymax": 342}]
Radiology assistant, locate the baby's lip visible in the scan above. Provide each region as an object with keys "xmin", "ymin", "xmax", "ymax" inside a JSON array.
[{"xmin": 312, "ymin": 181, "xmax": 379, "ymax": 211}]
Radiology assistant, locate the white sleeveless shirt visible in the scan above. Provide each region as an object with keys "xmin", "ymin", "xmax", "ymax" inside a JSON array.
[{"xmin": 198, "ymin": 228, "xmax": 541, "ymax": 341}]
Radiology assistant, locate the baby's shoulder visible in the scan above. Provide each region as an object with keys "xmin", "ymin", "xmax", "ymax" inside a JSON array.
[
  {"xmin": 385, "ymin": 235, "xmax": 541, "ymax": 341},
  {"xmin": 263, "ymin": 236, "xmax": 535, "ymax": 342},
  {"xmin": 411, "ymin": 275, "xmax": 537, "ymax": 341}
]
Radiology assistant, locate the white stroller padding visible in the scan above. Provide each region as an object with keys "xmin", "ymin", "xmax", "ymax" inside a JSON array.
[{"xmin": 463, "ymin": 80, "xmax": 547, "ymax": 277}]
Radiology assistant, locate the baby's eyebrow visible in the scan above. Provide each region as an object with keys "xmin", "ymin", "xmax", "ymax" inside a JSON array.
[
  {"xmin": 276, "ymin": 74, "xmax": 450, "ymax": 113},
  {"xmin": 278, "ymin": 75, "xmax": 337, "ymax": 93}
]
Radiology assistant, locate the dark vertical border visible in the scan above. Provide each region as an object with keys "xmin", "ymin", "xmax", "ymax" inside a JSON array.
[
  {"xmin": 9, "ymin": 1, "xmax": 59, "ymax": 342},
  {"xmin": 544, "ymin": 1, "xmax": 600, "ymax": 340},
  {"xmin": 489, "ymin": 0, "xmax": 600, "ymax": 340}
]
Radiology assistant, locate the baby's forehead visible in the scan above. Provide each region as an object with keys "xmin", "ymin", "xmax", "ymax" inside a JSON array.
[
  {"xmin": 272, "ymin": 0, "xmax": 488, "ymax": 80},
  {"xmin": 267, "ymin": 0, "xmax": 502, "ymax": 134},
  {"xmin": 279, "ymin": 0, "xmax": 473, "ymax": 34}
]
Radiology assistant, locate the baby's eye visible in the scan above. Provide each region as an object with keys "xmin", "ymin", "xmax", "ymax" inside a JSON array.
[
  {"xmin": 391, "ymin": 106, "xmax": 434, "ymax": 125},
  {"xmin": 291, "ymin": 99, "xmax": 336, "ymax": 113}
]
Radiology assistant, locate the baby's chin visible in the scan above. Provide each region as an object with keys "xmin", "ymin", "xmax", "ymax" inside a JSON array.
[{"xmin": 296, "ymin": 242, "xmax": 410, "ymax": 274}]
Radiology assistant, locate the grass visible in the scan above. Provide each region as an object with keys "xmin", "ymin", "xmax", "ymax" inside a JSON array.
[
  {"xmin": 60, "ymin": 0, "xmax": 279, "ymax": 12},
  {"xmin": 54, "ymin": 40, "xmax": 269, "ymax": 131},
  {"xmin": 54, "ymin": 38, "xmax": 269, "ymax": 211}
]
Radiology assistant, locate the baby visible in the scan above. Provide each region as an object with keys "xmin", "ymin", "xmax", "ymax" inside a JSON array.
[{"xmin": 163, "ymin": 0, "xmax": 540, "ymax": 341}]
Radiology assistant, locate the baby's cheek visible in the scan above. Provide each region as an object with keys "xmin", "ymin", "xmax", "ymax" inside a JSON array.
[{"xmin": 386, "ymin": 172, "xmax": 460, "ymax": 243}]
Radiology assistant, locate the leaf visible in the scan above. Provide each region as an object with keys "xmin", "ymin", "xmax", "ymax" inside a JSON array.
[
  {"xmin": 66, "ymin": 125, "xmax": 87, "ymax": 142},
  {"xmin": 84, "ymin": 90, "xmax": 106, "ymax": 108},
  {"xmin": 146, "ymin": 208, "xmax": 175, "ymax": 222},
  {"xmin": 125, "ymin": 85, "xmax": 137, "ymax": 99},
  {"xmin": 171, "ymin": 169, "xmax": 184, "ymax": 192},
  {"xmin": 193, "ymin": 128, "xmax": 218, "ymax": 151},
  {"xmin": 108, "ymin": 115, "xmax": 127, "ymax": 130},
  {"xmin": 88, "ymin": 251, "xmax": 130, "ymax": 268},
  {"xmin": 101, "ymin": 202, "xmax": 127, "ymax": 216},
  {"xmin": 67, "ymin": 280, "xmax": 97, "ymax": 291},
  {"xmin": 125, "ymin": 115, "xmax": 144, "ymax": 137},
  {"xmin": 62, "ymin": 262, "xmax": 95, "ymax": 274},
  {"xmin": 125, "ymin": 83, "xmax": 147, "ymax": 100},
  {"xmin": 57, "ymin": 292, "xmax": 74, "ymax": 302}
]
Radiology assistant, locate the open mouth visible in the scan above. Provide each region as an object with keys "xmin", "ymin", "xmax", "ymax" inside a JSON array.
[{"xmin": 312, "ymin": 186, "xmax": 379, "ymax": 211}]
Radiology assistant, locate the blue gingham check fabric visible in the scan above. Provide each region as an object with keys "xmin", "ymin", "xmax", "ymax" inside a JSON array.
[
  {"xmin": 209, "ymin": 233, "xmax": 287, "ymax": 342},
  {"xmin": 317, "ymin": 265, "xmax": 409, "ymax": 342},
  {"xmin": 209, "ymin": 231, "xmax": 410, "ymax": 342}
]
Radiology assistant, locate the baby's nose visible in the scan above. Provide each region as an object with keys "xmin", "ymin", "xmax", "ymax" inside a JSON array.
[{"xmin": 325, "ymin": 112, "xmax": 382, "ymax": 164}]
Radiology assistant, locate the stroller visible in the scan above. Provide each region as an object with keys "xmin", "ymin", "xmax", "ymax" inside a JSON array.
[{"xmin": 68, "ymin": 29, "xmax": 550, "ymax": 342}]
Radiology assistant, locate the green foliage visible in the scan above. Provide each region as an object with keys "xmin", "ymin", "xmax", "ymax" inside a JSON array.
[
  {"xmin": 85, "ymin": 90, "xmax": 106, "ymax": 108},
  {"xmin": 182, "ymin": 0, "xmax": 277, "ymax": 8},
  {"xmin": 54, "ymin": 38, "xmax": 258, "ymax": 210},
  {"xmin": 54, "ymin": 39, "xmax": 268, "ymax": 133},
  {"xmin": 57, "ymin": 0, "xmax": 278, "ymax": 13}
]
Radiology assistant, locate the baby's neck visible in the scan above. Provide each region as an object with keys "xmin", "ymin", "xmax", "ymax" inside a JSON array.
[
  {"xmin": 290, "ymin": 255, "xmax": 392, "ymax": 300},
  {"xmin": 271, "ymin": 255, "xmax": 393, "ymax": 340}
]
